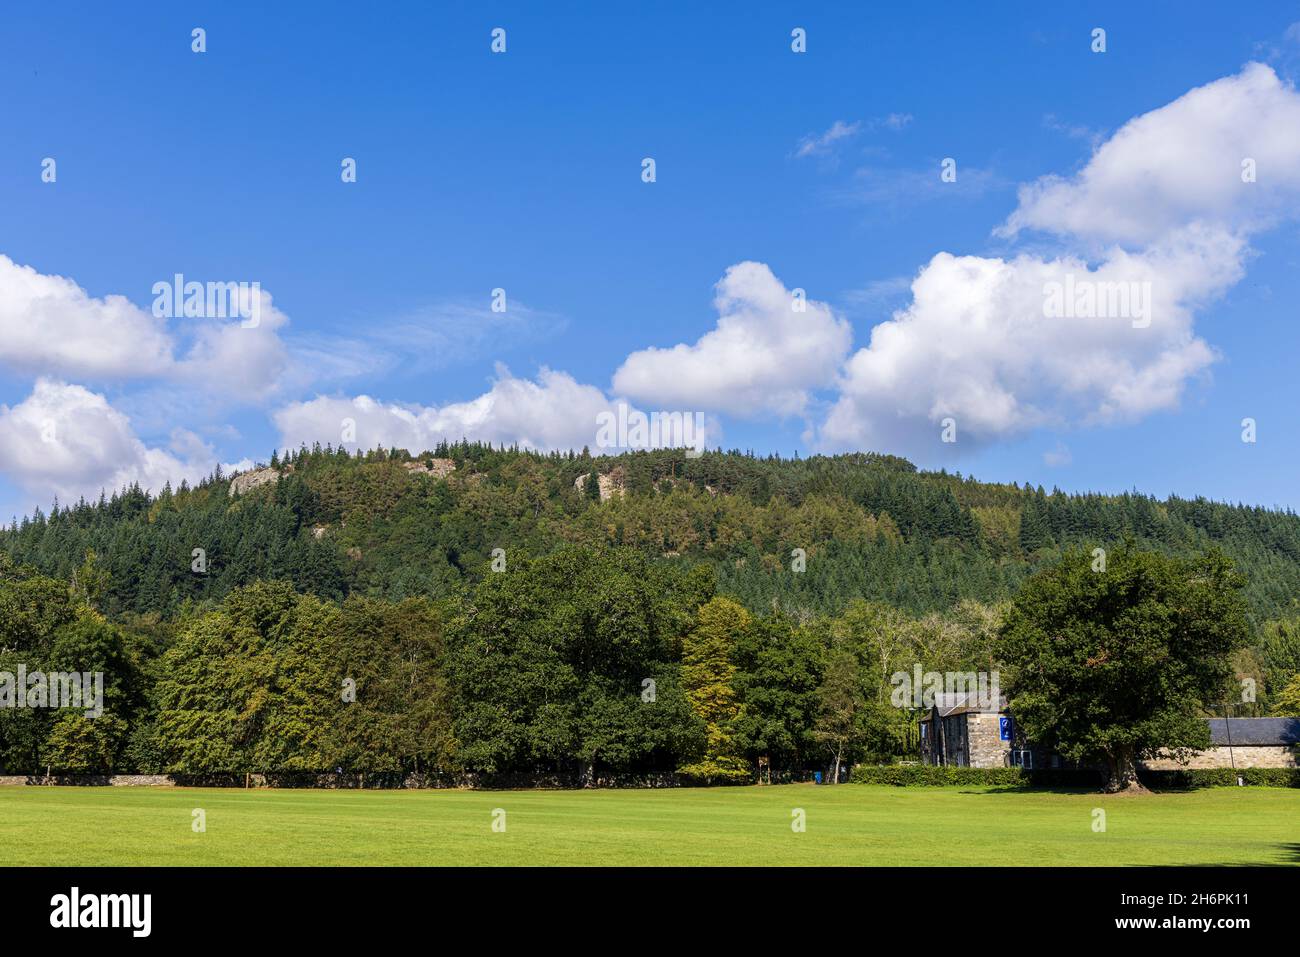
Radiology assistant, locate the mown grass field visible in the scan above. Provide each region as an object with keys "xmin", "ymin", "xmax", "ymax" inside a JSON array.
[{"xmin": 2, "ymin": 783, "xmax": 1297, "ymax": 866}]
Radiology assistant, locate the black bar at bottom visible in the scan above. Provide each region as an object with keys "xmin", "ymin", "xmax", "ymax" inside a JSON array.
[{"xmin": 0, "ymin": 865, "xmax": 1289, "ymax": 942}]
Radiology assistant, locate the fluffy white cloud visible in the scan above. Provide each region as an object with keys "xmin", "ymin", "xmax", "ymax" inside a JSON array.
[
  {"xmin": 818, "ymin": 225, "xmax": 1243, "ymax": 453},
  {"xmin": 0, "ymin": 379, "xmax": 215, "ymax": 503},
  {"xmin": 0, "ymin": 255, "xmax": 294, "ymax": 399},
  {"xmin": 273, "ymin": 365, "xmax": 712, "ymax": 455},
  {"xmin": 1000, "ymin": 63, "xmax": 1300, "ymax": 245},
  {"xmin": 177, "ymin": 286, "xmax": 291, "ymax": 400},
  {"xmin": 612, "ymin": 262, "xmax": 851, "ymax": 418},
  {"xmin": 0, "ymin": 255, "xmax": 174, "ymax": 379},
  {"xmin": 817, "ymin": 63, "xmax": 1300, "ymax": 456}
]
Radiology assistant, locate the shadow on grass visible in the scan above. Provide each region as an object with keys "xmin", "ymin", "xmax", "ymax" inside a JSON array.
[
  {"xmin": 956, "ymin": 786, "xmax": 1104, "ymax": 795},
  {"xmin": 1139, "ymin": 846, "xmax": 1300, "ymax": 867}
]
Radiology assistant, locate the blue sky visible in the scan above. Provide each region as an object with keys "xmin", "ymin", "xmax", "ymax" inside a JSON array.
[{"xmin": 2, "ymin": 2, "xmax": 1300, "ymax": 520}]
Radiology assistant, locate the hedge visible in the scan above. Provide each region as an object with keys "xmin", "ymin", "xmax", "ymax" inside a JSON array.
[
  {"xmin": 850, "ymin": 765, "xmax": 1014, "ymax": 786},
  {"xmin": 1140, "ymin": 767, "xmax": 1300, "ymax": 789},
  {"xmin": 849, "ymin": 764, "xmax": 1300, "ymax": 789}
]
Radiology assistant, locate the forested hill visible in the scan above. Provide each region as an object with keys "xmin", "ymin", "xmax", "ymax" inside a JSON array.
[{"xmin": 3, "ymin": 443, "xmax": 1299, "ymax": 625}]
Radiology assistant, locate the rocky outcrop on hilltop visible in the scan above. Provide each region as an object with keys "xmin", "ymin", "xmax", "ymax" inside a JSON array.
[
  {"xmin": 229, "ymin": 466, "xmax": 286, "ymax": 497},
  {"xmin": 574, "ymin": 467, "xmax": 627, "ymax": 502},
  {"xmin": 403, "ymin": 458, "xmax": 457, "ymax": 479}
]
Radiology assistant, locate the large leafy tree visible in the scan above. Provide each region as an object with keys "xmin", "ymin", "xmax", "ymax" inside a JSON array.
[
  {"xmin": 40, "ymin": 613, "xmax": 143, "ymax": 773},
  {"xmin": 677, "ymin": 597, "xmax": 750, "ymax": 784},
  {"xmin": 812, "ymin": 649, "xmax": 872, "ymax": 783},
  {"xmin": 995, "ymin": 545, "xmax": 1250, "ymax": 792},
  {"xmin": 152, "ymin": 581, "xmax": 345, "ymax": 774},
  {"xmin": 448, "ymin": 546, "xmax": 704, "ymax": 779},
  {"xmin": 732, "ymin": 615, "xmax": 823, "ymax": 780},
  {"xmin": 332, "ymin": 595, "xmax": 454, "ymax": 776},
  {"xmin": 0, "ymin": 560, "xmax": 144, "ymax": 775}
]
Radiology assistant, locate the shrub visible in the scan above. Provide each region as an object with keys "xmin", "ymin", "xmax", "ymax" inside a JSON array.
[
  {"xmin": 849, "ymin": 765, "xmax": 1028, "ymax": 787},
  {"xmin": 1141, "ymin": 767, "xmax": 1300, "ymax": 789},
  {"xmin": 848, "ymin": 763, "xmax": 1300, "ymax": 789}
]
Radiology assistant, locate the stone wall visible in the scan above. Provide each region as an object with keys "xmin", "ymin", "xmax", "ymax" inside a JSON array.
[
  {"xmin": 0, "ymin": 774, "xmax": 175, "ymax": 786},
  {"xmin": 1141, "ymin": 746, "xmax": 1298, "ymax": 770},
  {"xmin": 0, "ymin": 771, "xmax": 684, "ymax": 789},
  {"xmin": 966, "ymin": 713, "xmax": 1011, "ymax": 768}
]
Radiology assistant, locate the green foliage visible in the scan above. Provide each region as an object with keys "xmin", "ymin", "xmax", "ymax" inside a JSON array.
[
  {"xmin": 331, "ymin": 596, "xmax": 453, "ymax": 774},
  {"xmin": 847, "ymin": 764, "xmax": 1300, "ymax": 789},
  {"xmin": 448, "ymin": 547, "xmax": 705, "ymax": 778},
  {"xmin": 1259, "ymin": 617, "xmax": 1300, "ymax": 706},
  {"xmin": 1, "ymin": 445, "xmax": 1296, "ymax": 783},
  {"xmin": 1140, "ymin": 767, "xmax": 1300, "ymax": 789},
  {"xmin": 151, "ymin": 581, "xmax": 343, "ymax": 773},
  {"xmin": 0, "ymin": 558, "xmax": 145, "ymax": 774},
  {"xmin": 732, "ymin": 615, "xmax": 824, "ymax": 776},
  {"xmin": 850, "ymin": 764, "xmax": 1034, "ymax": 787},
  {"xmin": 8, "ymin": 445, "xmax": 1300, "ymax": 624},
  {"xmin": 676, "ymin": 597, "xmax": 750, "ymax": 784},
  {"xmin": 1272, "ymin": 672, "xmax": 1300, "ymax": 717},
  {"xmin": 996, "ymin": 544, "xmax": 1251, "ymax": 789}
]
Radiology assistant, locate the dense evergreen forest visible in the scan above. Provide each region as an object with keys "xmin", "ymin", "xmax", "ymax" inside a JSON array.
[
  {"xmin": 2, "ymin": 444, "xmax": 1299, "ymax": 779},
  {"xmin": 5, "ymin": 443, "xmax": 1300, "ymax": 622}
]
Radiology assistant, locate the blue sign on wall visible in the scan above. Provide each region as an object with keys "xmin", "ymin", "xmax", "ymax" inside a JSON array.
[{"xmin": 999, "ymin": 716, "xmax": 1012, "ymax": 741}]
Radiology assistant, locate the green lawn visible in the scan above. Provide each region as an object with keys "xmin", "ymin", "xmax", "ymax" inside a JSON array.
[{"xmin": 1, "ymin": 783, "xmax": 1297, "ymax": 866}]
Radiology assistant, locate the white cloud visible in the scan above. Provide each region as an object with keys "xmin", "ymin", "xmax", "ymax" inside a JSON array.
[
  {"xmin": 1001, "ymin": 63, "xmax": 1300, "ymax": 245},
  {"xmin": 1042, "ymin": 113, "xmax": 1105, "ymax": 150},
  {"xmin": 612, "ymin": 262, "xmax": 851, "ymax": 418},
  {"xmin": 841, "ymin": 275, "xmax": 914, "ymax": 312},
  {"xmin": 817, "ymin": 225, "xmax": 1242, "ymax": 454},
  {"xmin": 273, "ymin": 365, "xmax": 712, "ymax": 455},
  {"xmin": 177, "ymin": 287, "xmax": 291, "ymax": 400},
  {"xmin": 817, "ymin": 63, "xmax": 1300, "ymax": 457},
  {"xmin": 0, "ymin": 255, "xmax": 296, "ymax": 401},
  {"xmin": 287, "ymin": 298, "xmax": 568, "ymax": 387},
  {"xmin": 0, "ymin": 255, "xmax": 174, "ymax": 379},
  {"xmin": 795, "ymin": 120, "xmax": 861, "ymax": 159},
  {"xmin": 0, "ymin": 379, "xmax": 216, "ymax": 503},
  {"xmin": 874, "ymin": 112, "xmax": 913, "ymax": 131},
  {"xmin": 797, "ymin": 115, "xmax": 912, "ymax": 159}
]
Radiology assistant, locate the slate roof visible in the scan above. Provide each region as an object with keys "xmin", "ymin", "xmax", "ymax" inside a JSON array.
[
  {"xmin": 1208, "ymin": 717, "xmax": 1300, "ymax": 747},
  {"xmin": 923, "ymin": 693, "xmax": 1008, "ymax": 718}
]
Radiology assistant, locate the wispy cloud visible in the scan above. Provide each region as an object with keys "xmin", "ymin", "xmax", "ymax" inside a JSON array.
[
  {"xmin": 870, "ymin": 112, "xmax": 913, "ymax": 132},
  {"xmin": 835, "ymin": 162, "xmax": 1005, "ymax": 207},
  {"xmin": 285, "ymin": 298, "xmax": 569, "ymax": 388},
  {"xmin": 839, "ymin": 275, "xmax": 914, "ymax": 313},
  {"xmin": 1043, "ymin": 442, "xmax": 1073, "ymax": 468},
  {"xmin": 794, "ymin": 114, "xmax": 913, "ymax": 162},
  {"xmin": 795, "ymin": 120, "xmax": 861, "ymax": 159},
  {"xmin": 1042, "ymin": 113, "xmax": 1106, "ymax": 151}
]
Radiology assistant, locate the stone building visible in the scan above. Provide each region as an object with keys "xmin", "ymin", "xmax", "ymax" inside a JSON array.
[
  {"xmin": 919, "ymin": 693, "xmax": 1014, "ymax": 768},
  {"xmin": 921, "ymin": 704, "xmax": 1300, "ymax": 771},
  {"xmin": 1140, "ymin": 717, "xmax": 1300, "ymax": 770}
]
